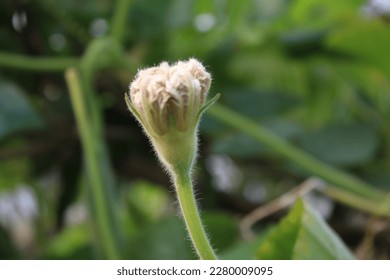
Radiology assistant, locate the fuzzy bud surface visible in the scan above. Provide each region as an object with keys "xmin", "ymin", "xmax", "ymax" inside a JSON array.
[{"xmin": 126, "ymin": 59, "xmax": 217, "ymax": 175}]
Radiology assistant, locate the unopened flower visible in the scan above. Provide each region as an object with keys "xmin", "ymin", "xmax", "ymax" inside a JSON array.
[
  {"xmin": 127, "ymin": 59, "xmax": 212, "ymax": 136},
  {"xmin": 126, "ymin": 59, "xmax": 219, "ymax": 175}
]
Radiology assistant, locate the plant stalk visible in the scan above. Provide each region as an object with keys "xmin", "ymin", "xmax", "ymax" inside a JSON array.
[
  {"xmin": 0, "ymin": 51, "xmax": 78, "ymax": 71},
  {"xmin": 174, "ymin": 172, "xmax": 217, "ymax": 260},
  {"xmin": 111, "ymin": 0, "xmax": 133, "ymax": 44},
  {"xmin": 322, "ymin": 186, "xmax": 390, "ymax": 217},
  {"xmin": 65, "ymin": 68, "xmax": 121, "ymax": 259}
]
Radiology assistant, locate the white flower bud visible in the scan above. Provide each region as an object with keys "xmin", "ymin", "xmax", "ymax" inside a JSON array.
[
  {"xmin": 125, "ymin": 58, "xmax": 218, "ymax": 175},
  {"xmin": 127, "ymin": 58, "xmax": 211, "ymax": 136}
]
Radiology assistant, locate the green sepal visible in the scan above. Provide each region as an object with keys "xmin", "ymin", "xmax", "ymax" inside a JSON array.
[
  {"xmin": 125, "ymin": 92, "xmax": 142, "ymax": 121},
  {"xmin": 197, "ymin": 93, "xmax": 220, "ymax": 121}
]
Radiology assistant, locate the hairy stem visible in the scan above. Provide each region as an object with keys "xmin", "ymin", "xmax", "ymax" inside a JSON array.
[{"xmin": 174, "ymin": 172, "xmax": 217, "ymax": 260}]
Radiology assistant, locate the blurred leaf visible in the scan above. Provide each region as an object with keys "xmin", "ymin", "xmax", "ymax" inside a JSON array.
[
  {"xmin": 167, "ymin": 0, "xmax": 193, "ymax": 28},
  {"xmin": 200, "ymin": 113, "xmax": 230, "ymax": 136},
  {"xmin": 257, "ymin": 200, "xmax": 354, "ymax": 260},
  {"xmin": 224, "ymin": 89, "xmax": 300, "ymax": 120},
  {"xmin": 0, "ymin": 226, "xmax": 19, "ymax": 259},
  {"xmin": 45, "ymin": 225, "xmax": 93, "ymax": 259},
  {"xmin": 263, "ymin": 118, "xmax": 303, "ymax": 139},
  {"xmin": 289, "ymin": 0, "xmax": 364, "ymax": 29},
  {"xmin": 221, "ymin": 227, "xmax": 273, "ymax": 260},
  {"xmin": 279, "ymin": 28, "xmax": 330, "ymax": 57},
  {"xmin": 346, "ymin": 64, "xmax": 390, "ymax": 118},
  {"xmin": 130, "ymin": 0, "xmax": 172, "ymax": 39},
  {"xmin": 211, "ymin": 133, "xmax": 267, "ymax": 158},
  {"xmin": 127, "ymin": 180, "xmax": 170, "ymax": 223},
  {"xmin": 203, "ymin": 212, "xmax": 239, "ymax": 252},
  {"xmin": 328, "ymin": 19, "xmax": 390, "ymax": 77},
  {"xmin": 297, "ymin": 124, "xmax": 379, "ymax": 167},
  {"xmin": 211, "ymin": 118, "xmax": 302, "ymax": 158},
  {"xmin": 0, "ymin": 157, "xmax": 30, "ymax": 190},
  {"xmin": 128, "ymin": 216, "xmax": 195, "ymax": 260},
  {"xmin": 0, "ymin": 81, "xmax": 42, "ymax": 139},
  {"xmin": 195, "ymin": 0, "xmax": 213, "ymax": 14},
  {"xmin": 228, "ymin": 54, "xmax": 308, "ymax": 96},
  {"xmin": 225, "ymin": 1, "xmax": 252, "ymax": 30}
]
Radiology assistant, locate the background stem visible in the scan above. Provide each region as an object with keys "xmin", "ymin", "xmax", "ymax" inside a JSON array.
[
  {"xmin": 174, "ymin": 173, "xmax": 217, "ymax": 260},
  {"xmin": 207, "ymin": 103, "xmax": 390, "ymax": 216},
  {"xmin": 65, "ymin": 68, "xmax": 121, "ymax": 259},
  {"xmin": 111, "ymin": 0, "xmax": 133, "ymax": 44},
  {"xmin": 0, "ymin": 51, "xmax": 78, "ymax": 71},
  {"xmin": 321, "ymin": 186, "xmax": 390, "ymax": 217}
]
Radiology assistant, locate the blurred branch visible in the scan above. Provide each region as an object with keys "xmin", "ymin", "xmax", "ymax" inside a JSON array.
[
  {"xmin": 321, "ymin": 187, "xmax": 390, "ymax": 218},
  {"xmin": 0, "ymin": 52, "xmax": 79, "ymax": 71},
  {"xmin": 207, "ymin": 104, "xmax": 390, "ymax": 217},
  {"xmin": 111, "ymin": 0, "xmax": 133, "ymax": 44},
  {"xmin": 240, "ymin": 175, "xmax": 390, "ymax": 241},
  {"xmin": 355, "ymin": 217, "xmax": 388, "ymax": 259},
  {"xmin": 65, "ymin": 67, "xmax": 121, "ymax": 259},
  {"xmin": 240, "ymin": 177, "xmax": 321, "ymax": 240}
]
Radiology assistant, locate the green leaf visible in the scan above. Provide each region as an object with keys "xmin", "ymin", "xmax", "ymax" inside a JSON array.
[
  {"xmin": 167, "ymin": 0, "xmax": 193, "ymax": 28},
  {"xmin": 210, "ymin": 119, "xmax": 302, "ymax": 158},
  {"xmin": 225, "ymin": 88, "xmax": 300, "ymax": 120},
  {"xmin": 0, "ymin": 156, "xmax": 30, "ymax": 190},
  {"xmin": 257, "ymin": 200, "xmax": 354, "ymax": 260},
  {"xmin": 45, "ymin": 225, "xmax": 93, "ymax": 260},
  {"xmin": 297, "ymin": 124, "xmax": 378, "ymax": 167},
  {"xmin": 127, "ymin": 180, "xmax": 170, "ymax": 223},
  {"xmin": 221, "ymin": 226, "xmax": 274, "ymax": 260},
  {"xmin": 130, "ymin": 0, "xmax": 173, "ymax": 39},
  {"xmin": 0, "ymin": 226, "xmax": 19, "ymax": 259},
  {"xmin": 228, "ymin": 53, "xmax": 308, "ymax": 95},
  {"xmin": 211, "ymin": 133, "xmax": 267, "ymax": 158},
  {"xmin": 127, "ymin": 216, "xmax": 195, "ymax": 260},
  {"xmin": 0, "ymin": 81, "xmax": 42, "ymax": 139},
  {"xmin": 203, "ymin": 212, "xmax": 239, "ymax": 253},
  {"xmin": 327, "ymin": 19, "xmax": 390, "ymax": 77},
  {"xmin": 289, "ymin": 0, "xmax": 364, "ymax": 29}
]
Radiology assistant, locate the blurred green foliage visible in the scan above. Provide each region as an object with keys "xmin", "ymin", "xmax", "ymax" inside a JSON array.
[
  {"xmin": 257, "ymin": 200, "xmax": 354, "ymax": 260},
  {"xmin": 0, "ymin": 0, "xmax": 390, "ymax": 260}
]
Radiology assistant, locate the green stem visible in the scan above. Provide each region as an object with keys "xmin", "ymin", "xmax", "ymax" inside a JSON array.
[
  {"xmin": 322, "ymin": 186, "xmax": 390, "ymax": 217},
  {"xmin": 0, "ymin": 51, "xmax": 78, "ymax": 71},
  {"xmin": 65, "ymin": 68, "xmax": 120, "ymax": 259},
  {"xmin": 79, "ymin": 37, "xmax": 120, "ymax": 137},
  {"xmin": 207, "ymin": 104, "xmax": 387, "ymax": 205},
  {"xmin": 174, "ymin": 172, "xmax": 217, "ymax": 260},
  {"xmin": 111, "ymin": 0, "xmax": 133, "ymax": 44}
]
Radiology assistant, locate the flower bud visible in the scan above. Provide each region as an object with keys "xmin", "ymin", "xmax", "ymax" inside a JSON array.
[{"xmin": 126, "ymin": 59, "xmax": 218, "ymax": 175}]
